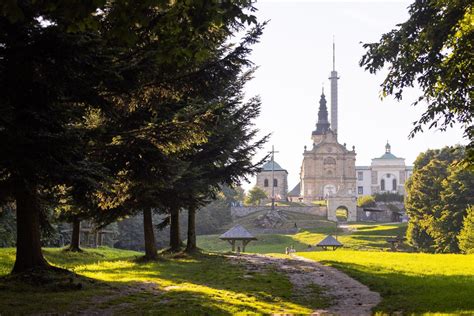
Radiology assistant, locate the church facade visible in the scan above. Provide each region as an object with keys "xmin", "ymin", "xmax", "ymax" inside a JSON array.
[{"xmin": 299, "ymin": 91, "xmax": 356, "ymax": 202}]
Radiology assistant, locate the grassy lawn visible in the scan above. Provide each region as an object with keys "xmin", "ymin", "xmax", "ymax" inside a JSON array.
[
  {"xmin": 0, "ymin": 247, "xmax": 327, "ymax": 315},
  {"xmin": 198, "ymin": 222, "xmax": 408, "ymax": 254},
  {"xmin": 299, "ymin": 250, "xmax": 474, "ymax": 315}
]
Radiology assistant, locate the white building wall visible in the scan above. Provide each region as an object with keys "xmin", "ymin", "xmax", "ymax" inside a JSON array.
[{"xmin": 355, "ymin": 168, "xmax": 371, "ymax": 196}]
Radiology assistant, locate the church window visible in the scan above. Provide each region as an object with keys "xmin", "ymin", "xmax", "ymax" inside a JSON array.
[
  {"xmin": 273, "ymin": 179, "xmax": 278, "ymax": 187},
  {"xmin": 393, "ymin": 179, "xmax": 397, "ymax": 191},
  {"xmin": 326, "ymin": 170, "xmax": 333, "ymax": 176},
  {"xmin": 358, "ymin": 186, "xmax": 363, "ymax": 195},
  {"xmin": 357, "ymin": 172, "xmax": 363, "ymax": 181},
  {"xmin": 381, "ymin": 179, "xmax": 385, "ymax": 191},
  {"xmin": 386, "ymin": 173, "xmax": 391, "ymax": 178},
  {"xmin": 323, "ymin": 157, "xmax": 336, "ymax": 165},
  {"xmin": 264, "ymin": 179, "xmax": 268, "ymax": 187}
]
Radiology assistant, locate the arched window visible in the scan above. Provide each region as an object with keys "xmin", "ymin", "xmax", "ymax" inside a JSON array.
[
  {"xmin": 393, "ymin": 178, "xmax": 397, "ymax": 191},
  {"xmin": 264, "ymin": 179, "xmax": 268, "ymax": 187},
  {"xmin": 273, "ymin": 179, "xmax": 278, "ymax": 187},
  {"xmin": 381, "ymin": 179, "xmax": 385, "ymax": 191}
]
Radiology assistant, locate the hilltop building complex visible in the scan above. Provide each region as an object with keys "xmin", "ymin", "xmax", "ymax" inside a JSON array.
[{"xmin": 253, "ymin": 43, "xmax": 413, "ymax": 221}]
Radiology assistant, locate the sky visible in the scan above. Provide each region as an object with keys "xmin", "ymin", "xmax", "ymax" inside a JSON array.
[{"xmin": 240, "ymin": 0, "xmax": 467, "ymax": 192}]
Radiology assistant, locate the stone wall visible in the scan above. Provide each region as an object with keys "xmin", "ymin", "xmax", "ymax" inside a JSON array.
[{"xmin": 231, "ymin": 205, "xmax": 327, "ymax": 218}]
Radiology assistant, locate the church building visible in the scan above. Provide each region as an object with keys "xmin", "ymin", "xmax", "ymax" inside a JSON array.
[
  {"xmin": 290, "ymin": 42, "xmax": 357, "ymax": 204},
  {"xmin": 255, "ymin": 160, "xmax": 288, "ymax": 201},
  {"xmin": 298, "ymin": 90, "xmax": 357, "ymax": 202},
  {"xmin": 255, "ymin": 42, "xmax": 413, "ymax": 214}
]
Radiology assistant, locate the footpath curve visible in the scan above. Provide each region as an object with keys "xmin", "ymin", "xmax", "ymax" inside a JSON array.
[{"xmin": 228, "ymin": 253, "xmax": 381, "ymax": 316}]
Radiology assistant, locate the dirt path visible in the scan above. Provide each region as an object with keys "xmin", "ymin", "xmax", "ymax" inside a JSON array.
[{"xmin": 227, "ymin": 253, "xmax": 380, "ymax": 316}]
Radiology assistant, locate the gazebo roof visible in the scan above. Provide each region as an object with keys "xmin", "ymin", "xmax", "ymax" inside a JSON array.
[
  {"xmin": 219, "ymin": 225, "xmax": 257, "ymax": 240},
  {"xmin": 316, "ymin": 235, "xmax": 343, "ymax": 247}
]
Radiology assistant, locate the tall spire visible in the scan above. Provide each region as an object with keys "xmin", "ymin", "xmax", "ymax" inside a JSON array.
[
  {"xmin": 329, "ymin": 37, "xmax": 339, "ymax": 136},
  {"xmin": 313, "ymin": 89, "xmax": 330, "ymax": 135}
]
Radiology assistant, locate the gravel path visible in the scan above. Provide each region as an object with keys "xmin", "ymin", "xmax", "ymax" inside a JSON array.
[{"xmin": 227, "ymin": 253, "xmax": 381, "ymax": 316}]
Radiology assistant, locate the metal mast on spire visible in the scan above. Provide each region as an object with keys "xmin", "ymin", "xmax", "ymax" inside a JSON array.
[
  {"xmin": 332, "ymin": 36, "xmax": 335, "ymax": 72},
  {"xmin": 329, "ymin": 37, "xmax": 339, "ymax": 137}
]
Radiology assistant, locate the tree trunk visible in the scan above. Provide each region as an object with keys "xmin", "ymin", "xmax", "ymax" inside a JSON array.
[
  {"xmin": 169, "ymin": 207, "xmax": 181, "ymax": 251},
  {"xmin": 143, "ymin": 208, "xmax": 158, "ymax": 260},
  {"xmin": 185, "ymin": 207, "xmax": 197, "ymax": 253},
  {"xmin": 68, "ymin": 217, "xmax": 82, "ymax": 252},
  {"xmin": 12, "ymin": 185, "xmax": 50, "ymax": 273}
]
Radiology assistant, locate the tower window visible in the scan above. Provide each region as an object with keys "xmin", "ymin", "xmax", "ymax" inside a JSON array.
[
  {"xmin": 273, "ymin": 179, "xmax": 278, "ymax": 187},
  {"xmin": 393, "ymin": 179, "xmax": 397, "ymax": 191},
  {"xmin": 358, "ymin": 172, "xmax": 363, "ymax": 181},
  {"xmin": 358, "ymin": 186, "xmax": 363, "ymax": 195},
  {"xmin": 264, "ymin": 179, "xmax": 268, "ymax": 187},
  {"xmin": 381, "ymin": 179, "xmax": 385, "ymax": 191}
]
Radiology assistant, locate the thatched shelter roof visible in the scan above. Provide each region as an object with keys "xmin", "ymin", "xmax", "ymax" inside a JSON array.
[
  {"xmin": 219, "ymin": 225, "xmax": 257, "ymax": 240},
  {"xmin": 316, "ymin": 235, "xmax": 343, "ymax": 247}
]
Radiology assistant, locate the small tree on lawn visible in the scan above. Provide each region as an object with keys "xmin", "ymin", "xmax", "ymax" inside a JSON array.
[{"xmin": 245, "ymin": 186, "xmax": 268, "ymax": 206}]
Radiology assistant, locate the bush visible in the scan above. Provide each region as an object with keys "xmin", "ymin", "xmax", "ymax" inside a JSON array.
[{"xmin": 357, "ymin": 195, "xmax": 376, "ymax": 207}]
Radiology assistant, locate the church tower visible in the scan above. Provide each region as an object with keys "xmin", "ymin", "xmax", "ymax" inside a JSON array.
[
  {"xmin": 311, "ymin": 89, "xmax": 331, "ymax": 144},
  {"xmin": 329, "ymin": 40, "xmax": 339, "ymax": 136}
]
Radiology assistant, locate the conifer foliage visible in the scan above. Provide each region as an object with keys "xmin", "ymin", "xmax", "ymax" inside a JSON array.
[{"xmin": 0, "ymin": 1, "xmax": 263, "ymax": 272}]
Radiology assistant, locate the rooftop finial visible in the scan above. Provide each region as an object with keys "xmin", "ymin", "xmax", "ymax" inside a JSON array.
[{"xmin": 322, "ymin": 83, "xmax": 324, "ymax": 95}]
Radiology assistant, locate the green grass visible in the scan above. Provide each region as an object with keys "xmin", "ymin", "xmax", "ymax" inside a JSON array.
[
  {"xmin": 299, "ymin": 250, "xmax": 474, "ymax": 315},
  {"xmin": 0, "ymin": 247, "xmax": 328, "ymax": 314},
  {"xmin": 198, "ymin": 222, "xmax": 409, "ymax": 254}
]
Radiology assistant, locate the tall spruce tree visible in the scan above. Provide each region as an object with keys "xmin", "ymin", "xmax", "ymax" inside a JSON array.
[
  {"xmin": 0, "ymin": 0, "xmax": 258, "ymax": 272},
  {"xmin": 91, "ymin": 3, "xmax": 262, "ymax": 258}
]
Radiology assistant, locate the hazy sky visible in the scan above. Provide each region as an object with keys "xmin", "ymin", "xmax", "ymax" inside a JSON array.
[{"xmin": 241, "ymin": 0, "xmax": 467, "ymax": 192}]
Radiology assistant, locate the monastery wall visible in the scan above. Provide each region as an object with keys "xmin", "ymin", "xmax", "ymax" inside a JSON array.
[{"xmin": 231, "ymin": 205, "xmax": 327, "ymax": 219}]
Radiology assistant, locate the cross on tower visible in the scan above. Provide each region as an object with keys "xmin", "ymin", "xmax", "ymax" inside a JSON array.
[{"xmin": 268, "ymin": 145, "xmax": 279, "ymax": 210}]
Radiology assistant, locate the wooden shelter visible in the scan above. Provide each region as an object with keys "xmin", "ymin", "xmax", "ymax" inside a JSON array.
[
  {"xmin": 316, "ymin": 235, "xmax": 343, "ymax": 251},
  {"xmin": 219, "ymin": 225, "xmax": 257, "ymax": 252}
]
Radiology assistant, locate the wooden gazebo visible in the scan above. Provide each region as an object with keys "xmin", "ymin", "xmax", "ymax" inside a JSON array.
[
  {"xmin": 316, "ymin": 235, "xmax": 343, "ymax": 251},
  {"xmin": 219, "ymin": 225, "xmax": 257, "ymax": 252}
]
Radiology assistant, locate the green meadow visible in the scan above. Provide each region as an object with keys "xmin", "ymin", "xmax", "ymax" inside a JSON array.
[
  {"xmin": 198, "ymin": 222, "xmax": 474, "ymax": 315},
  {"xmin": 0, "ymin": 247, "xmax": 326, "ymax": 315},
  {"xmin": 299, "ymin": 251, "xmax": 474, "ymax": 315},
  {"xmin": 1, "ymin": 223, "xmax": 473, "ymax": 315}
]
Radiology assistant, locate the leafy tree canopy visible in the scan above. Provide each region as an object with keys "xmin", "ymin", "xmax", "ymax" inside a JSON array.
[
  {"xmin": 360, "ymin": 0, "xmax": 473, "ymax": 164},
  {"xmin": 405, "ymin": 145, "xmax": 473, "ymax": 252},
  {"xmin": 458, "ymin": 206, "xmax": 474, "ymax": 254}
]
